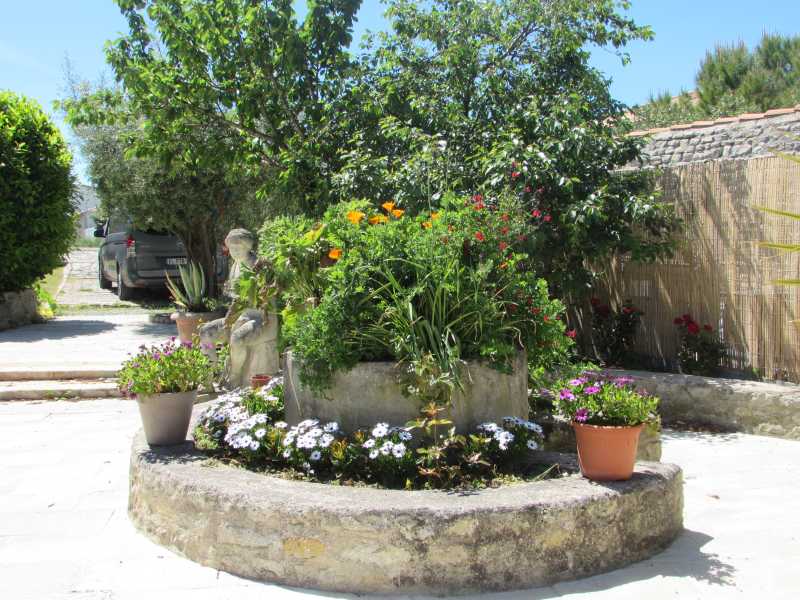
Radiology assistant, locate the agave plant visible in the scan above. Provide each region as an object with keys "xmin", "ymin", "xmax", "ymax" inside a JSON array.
[{"xmin": 165, "ymin": 262, "xmax": 209, "ymax": 312}]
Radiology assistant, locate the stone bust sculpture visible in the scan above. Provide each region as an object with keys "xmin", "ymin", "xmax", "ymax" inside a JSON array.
[{"xmin": 199, "ymin": 228, "xmax": 279, "ymax": 387}]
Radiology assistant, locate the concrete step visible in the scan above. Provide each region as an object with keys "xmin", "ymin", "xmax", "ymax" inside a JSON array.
[
  {"xmin": 0, "ymin": 368, "xmax": 118, "ymax": 382},
  {"xmin": 0, "ymin": 379, "xmax": 122, "ymax": 401}
]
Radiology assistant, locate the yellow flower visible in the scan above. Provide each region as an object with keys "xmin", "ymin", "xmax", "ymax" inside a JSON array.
[
  {"xmin": 391, "ymin": 209, "xmax": 405, "ymax": 218},
  {"xmin": 381, "ymin": 201, "xmax": 395, "ymax": 212},
  {"xmin": 346, "ymin": 210, "xmax": 365, "ymax": 225},
  {"xmin": 431, "ymin": 211, "xmax": 440, "ymax": 220},
  {"xmin": 328, "ymin": 248, "xmax": 342, "ymax": 260},
  {"xmin": 422, "ymin": 221, "xmax": 432, "ymax": 229},
  {"xmin": 369, "ymin": 214, "xmax": 389, "ymax": 225}
]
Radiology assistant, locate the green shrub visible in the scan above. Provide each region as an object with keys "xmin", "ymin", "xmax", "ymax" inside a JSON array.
[
  {"xmin": 0, "ymin": 92, "xmax": 75, "ymax": 292},
  {"xmin": 263, "ymin": 194, "xmax": 573, "ymax": 403},
  {"xmin": 673, "ymin": 314, "xmax": 726, "ymax": 376}
]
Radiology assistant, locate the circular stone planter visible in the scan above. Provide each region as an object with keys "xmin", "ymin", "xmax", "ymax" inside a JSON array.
[{"xmin": 129, "ymin": 415, "xmax": 684, "ymax": 595}]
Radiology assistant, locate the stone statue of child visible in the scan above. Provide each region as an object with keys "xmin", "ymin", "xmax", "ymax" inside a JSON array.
[{"xmin": 199, "ymin": 229, "xmax": 279, "ymax": 388}]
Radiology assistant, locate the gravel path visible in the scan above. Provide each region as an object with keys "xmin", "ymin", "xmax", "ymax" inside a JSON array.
[{"xmin": 0, "ymin": 400, "xmax": 798, "ymax": 599}]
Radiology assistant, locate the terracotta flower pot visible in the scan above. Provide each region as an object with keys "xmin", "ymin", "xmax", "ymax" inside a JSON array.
[
  {"xmin": 137, "ymin": 391, "xmax": 197, "ymax": 446},
  {"xmin": 572, "ymin": 422, "xmax": 644, "ymax": 481},
  {"xmin": 250, "ymin": 374, "xmax": 272, "ymax": 389},
  {"xmin": 171, "ymin": 312, "xmax": 216, "ymax": 344}
]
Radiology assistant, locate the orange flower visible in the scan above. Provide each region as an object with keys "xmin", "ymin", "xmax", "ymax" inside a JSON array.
[
  {"xmin": 422, "ymin": 221, "xmax": 432, "ymax": 229},
  {"xmin": 369, "ymin": 214, "xmax": 389, "ymax": 225},
  {"xmin": 346, "ymin": 210, "xmax": 365, "ymax": 225},
  {"xmin": 328, "ymin": 248, "xmax": 342, "ymax": 260},
  {"xmin": 431, "ymin": 211, "xmax": 440, "ymax": 220},
  {"xmin": 381, "ymin": 201, "xmax": 395, "ymax": 212},
  {"xmin": 391, "ymin": 209, "xmax": 405, "ymax": 218}
]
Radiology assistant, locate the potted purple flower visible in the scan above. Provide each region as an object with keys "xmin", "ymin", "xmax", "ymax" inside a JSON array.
[
  {"xmin": 554, "ymin": 372, "xmax": 659, "ymax": 481},
  {"xmin": 119, "ymin": 339, "xmax": 213, "ymax": 445}
]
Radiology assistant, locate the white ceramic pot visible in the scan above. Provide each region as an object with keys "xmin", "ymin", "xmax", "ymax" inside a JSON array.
[{"xmin": 136, "ymin": 390, "xmax": 197, "ymax": 445}]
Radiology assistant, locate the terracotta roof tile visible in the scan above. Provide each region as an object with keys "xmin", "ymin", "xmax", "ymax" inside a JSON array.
[{"xmin": 628, "ymin": 105, "xmax": 800, "ymax": 137}]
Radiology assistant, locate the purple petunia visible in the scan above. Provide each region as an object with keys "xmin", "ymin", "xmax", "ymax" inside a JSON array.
[
  {"xmin": 584, "ymin": 385, "xmax": 601, "ymax": 395},
  {"xmin": 575, "ymin": 408, "xmax": 589, "ymax": 422},
  {"xmin": 559, "ymin": 389, "xmax": 575, "ymax": 401}
]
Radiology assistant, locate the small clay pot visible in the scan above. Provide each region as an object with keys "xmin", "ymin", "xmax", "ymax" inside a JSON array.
[
  {"xmin": 171, "ymin": 311, "xmax": 216, "ymax": 344},
  {"xmin": 250, "ymin": 374, "xmax": 272, "ymax": 389},
  {"xmin": 136, "ymin": 391, "xmax": 197, "ymax": 446},
  {"xmin": 572, "ymin": 422, "xmax": 644, "ymax": 481}
]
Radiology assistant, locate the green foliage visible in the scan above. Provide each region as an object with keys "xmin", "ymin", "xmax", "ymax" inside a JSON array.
[
  {"xmin": 118, "ymin": 340, "xmax": 214, "ymax": 396},
  {"xmin": 195, "ymin": 392, "xmax": 550, "ymax": 490},
  {"xmin": 589, "ymin": 297, "xmax": 644, "ymax": 367},
  {"xmin": 633, "ymin": 34, "xmax": 800, "ymax": 129},
  {"xmin": 673, "ymin": 314, "xmax": 726, "ymax": 376},
  {"xmin": 551, "ymin": 371, "xmax": 659, "ymax": 427},
  {"xmin": 165, "ymin": 261, "xmax": 209, "ymax": 312},
  {"xmin": 273, "ymin": 196, "xmax": 573, "ymax": 402},
  {"xmin": 0, "ymin": 91, "xmax": 75, "ymax": 292}
]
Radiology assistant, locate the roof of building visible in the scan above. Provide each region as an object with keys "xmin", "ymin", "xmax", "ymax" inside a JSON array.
[{"xmin": 629, "ymin": 105, "xmax": 800, "ymax": 138}]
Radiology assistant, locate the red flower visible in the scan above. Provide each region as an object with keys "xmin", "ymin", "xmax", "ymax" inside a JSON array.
[
  {"xmin": 681, "ymin": 313, "xmax": 692, "ymax": 322},
  {"xmin": 532, "ymin": 307, "xmax": 541, "ymax": 314},
  {"xmin": 531, "ymin": 209, "xmax": 542, "ymax": 218},
  {"xmin": 536, "ymin": 186, "xmax": 545, "ymax": 195},
  {"xmin": 500, "ymin": 226, "xmax": 510, "ymax": 235},
  {"xmin": 474, "ymin": 231, "xmax": 485, "ymax": 242},
  {"xmin": 703, "ymin": 324, "xmax": 713, "ymax": 332},
  {"xmin": 565, "ymin": 329, "xmax": 577, "ymax": 338},
  {"xmin": 687, "ymin": 322, "xmax": 700, "ymax": 335},
  {"xmin": 474, "ymin": 200, "xmax": 485, "ymax": 210},
  {"xmin": 622, "ymin": 306, "xmax": 633, "ymax": 315},
  {"xmin": 543, "ymin": 214, "xmax": 552, "ymax": 222},
  {"xmin": 472, "ymin": 194, "xmax": 483, "ymax": 203},
  {"xmin": 543, "ymin": 315, "xmax": 550, "ymax": 323},
  {"xmin": 499, "ymin": 241, "xmax": 509, "ymax": 252},
  {"xmin": 511, "ymin": 171, "xmax": 521, "ymax": 180},
  {"xmin": 517, "ymin": 234, "xmax": 527, "ymax": 242},
  {"xmin": 524, "ymin": 185, "xmax": 532, "ymax": 193},
  {"xmin": 501, "ymin": 213, "xmax": 510, "ymax": 222},
  {"xmin": 673, "ymin": 317, "xmax": 683, "ymax": 325}
]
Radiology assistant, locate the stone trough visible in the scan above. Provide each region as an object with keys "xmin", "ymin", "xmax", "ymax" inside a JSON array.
[{"xmin": 129, "ymin": 416, "xmax": 684, "ymax": 595}]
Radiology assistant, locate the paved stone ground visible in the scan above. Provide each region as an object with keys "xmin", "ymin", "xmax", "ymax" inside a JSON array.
[
  {"xmin": 57, "ymin": 248, "xmax": 128, "ymax": 307},
  {"xmin": 0, "ymin": 315, "xmax": 174, "ymax": 373},
  {"xmin": 0, "ymin": 400, "xmax": 798, "ymax": 599}
]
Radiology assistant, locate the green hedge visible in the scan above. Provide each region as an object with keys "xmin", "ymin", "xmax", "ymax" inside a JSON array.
[{"xmin": 0, "ymin": 91, "xmax": 75, "ymax": 292}]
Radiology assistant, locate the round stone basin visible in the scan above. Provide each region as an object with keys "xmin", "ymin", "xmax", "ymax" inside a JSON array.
[{"xmin": 129, "ymin": 424, "xmax": 684, "ymax": 594}]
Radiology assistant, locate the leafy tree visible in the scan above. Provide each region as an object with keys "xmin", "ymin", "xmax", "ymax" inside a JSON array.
[
  {"xmin": 61, "ymin": 80, "xmax": 263, "ymax": 295},
  {"xmin": 0, "ymin": 91, "xmax": 75, "ymax": 292},
  {"xmin": 332, "ymin": 0, "xmax": 678, "ymax": 296},
  {"xmin": 634, "ymin": 33, "xmax": 800, "ymax": 129}
]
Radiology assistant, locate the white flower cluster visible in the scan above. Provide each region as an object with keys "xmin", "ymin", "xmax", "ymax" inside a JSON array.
[
  {"xmin": 476, "ymin": 417, "xmax": 544, "ymax": 451},
  {"xmin": 224, "ymin": 412, "xmax": 271, "ymax": 451},
  {"xmin": 282, "ymin": 419, "xmax": 342, "ymax": 465},
  {"xmin": 361, "ymin": 422, "xmax": 412, "ymax": 460}
]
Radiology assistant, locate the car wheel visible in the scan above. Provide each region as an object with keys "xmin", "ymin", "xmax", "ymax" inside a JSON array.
[
  {"xmin": 117, "ymin": 265, "xmax": 135, "ymax": 301},
  {"xmin": 98, "ymin": 260, "xmax": 112, "ymax": 290}
]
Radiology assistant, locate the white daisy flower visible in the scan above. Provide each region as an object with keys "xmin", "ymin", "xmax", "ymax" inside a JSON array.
[
  {"xmin": 249, "ymin": 441, "xmax": 260, "ymax": 451},
  {"xmin": 369, "ymin": 449, "xmax": 379, "ymax": 459},
  {"xmin": 380, "ymin": 441, "xmax": 393, "ymax": 455},
  {"xmin": 309, "ymin": 427, "xmax": 323, "ymax": 438},
  {"xmin": 372, "ymin": 423, "xmax": 389, "ymax": 438},
  {"xmin": 282, "ymin": 449, "xmax": 292, "ymax": 458},
  {"xmin": 319, "ymin": 434, "xmax": 334, "ymax": 448},
  {"xmin": 391, "ymin": 443, "xmax": 406, "ymax": 458},
  {"xmin": 398, "ymin": 431, "xmax": 412, "ymax": 441},
  {"xmin": 254, "ymin": 414, "xmax": 268, "ymax": 424},
  {"xmin": 526, "ymin": 439, "xmax": 539, "ymax": 451},
  {"xmin": 274, "ymin": 421, "xmax": 288, "ymax": 429},
  {"xmin": 254, "ymin": 428, "xmax": 267, "ymax": 439},
  {"xmin": 309, "ymin": 450, "xmax": 322, "ymax": 461},
  {"xmin": 323, "ymin": 422, "xmax": 339, "ymax": 433},
  {"xmin": 362, "ymin": 438, "xmax": 376, "ymax": 449}
]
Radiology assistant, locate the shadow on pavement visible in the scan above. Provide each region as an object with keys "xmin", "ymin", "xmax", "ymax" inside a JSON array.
[{"xmin": 0, "ymin": 319, "xmax": 117, "ymax": 341}]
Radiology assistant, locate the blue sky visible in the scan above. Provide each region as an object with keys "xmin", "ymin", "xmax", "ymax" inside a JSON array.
[{"xmin": 2, "ymin": 1, "xmax": 800, "ymax": 180}]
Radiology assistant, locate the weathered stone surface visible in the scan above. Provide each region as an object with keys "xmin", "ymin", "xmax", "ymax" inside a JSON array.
[
  {"xmin": 284, "ymin": 351, "xmax": 529, "ymax": 433},
  {"xmin": 615, "ymin": 369, "xmax": 800, "ymax": 440},
  {"xmin": 629, "ymin": 111, "xmax": 800, "ymax": 168},
  {"xmin": 0, "ymin": 289, "xmax": 41, "ymax": 331},
  {"xmin": 129, "ymin": 423, "xmax": 684, "ymax": 595},
  {"xmin": 540, "ymin": 417, "xmax": 662, "ymax": 462}
]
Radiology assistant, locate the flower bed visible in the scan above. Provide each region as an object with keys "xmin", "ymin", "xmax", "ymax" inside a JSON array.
[{"xmin": 194, "ymin": 377, "xmax": 556, "ymax": 490}]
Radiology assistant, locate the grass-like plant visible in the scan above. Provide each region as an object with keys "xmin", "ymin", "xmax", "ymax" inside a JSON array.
[{"xmin": 165, "ymin": 261, "xmax": 209, "ymax": 312}]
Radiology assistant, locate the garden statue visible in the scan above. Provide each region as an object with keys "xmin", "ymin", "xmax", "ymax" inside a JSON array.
[{"xmin": 199, "ymin": 228, "xmax": 280, "ymax": 388}]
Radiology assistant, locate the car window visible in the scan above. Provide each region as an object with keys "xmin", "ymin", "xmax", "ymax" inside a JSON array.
[{"xmin": 109, "ymin": 217, "xmax": 129, "ymax": 234}]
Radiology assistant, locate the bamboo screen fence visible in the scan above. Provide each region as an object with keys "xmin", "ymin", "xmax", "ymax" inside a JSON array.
[{"xmin": 596, "ymin": 155, "xmax": 800, "ymax": 380}]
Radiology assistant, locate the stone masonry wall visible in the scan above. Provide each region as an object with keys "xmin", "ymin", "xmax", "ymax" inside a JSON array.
[{"xmin": 629, "ymin": 107, "xmax": 800, "ymax": 168}]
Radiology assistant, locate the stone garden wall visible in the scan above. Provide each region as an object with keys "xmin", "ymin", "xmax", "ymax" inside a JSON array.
[{"xmin": 0, "ymin": 289, "xmax": 41, "ymax": 331}]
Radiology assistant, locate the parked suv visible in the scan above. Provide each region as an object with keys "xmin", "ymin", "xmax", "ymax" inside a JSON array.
[{"xmin": 94, "ymin": 215, "xmax": 224, "ymax": 300}]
